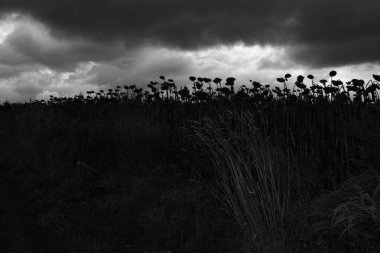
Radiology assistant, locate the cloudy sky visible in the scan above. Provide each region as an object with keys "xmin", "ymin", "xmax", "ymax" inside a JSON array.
[{"xmin": 0, "ymin": 0, "xmax": 379, "ymax": 102}]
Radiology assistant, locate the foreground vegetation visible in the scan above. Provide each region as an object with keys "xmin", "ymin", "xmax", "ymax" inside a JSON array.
[{"xmin": 1, "ymin": 71, "xmax": 380, "ymax": 252}]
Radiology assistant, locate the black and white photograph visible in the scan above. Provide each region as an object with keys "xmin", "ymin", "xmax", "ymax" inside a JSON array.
[{"xmin": 0, "ymin": 0, "xmax": 380, "ymax": 252}]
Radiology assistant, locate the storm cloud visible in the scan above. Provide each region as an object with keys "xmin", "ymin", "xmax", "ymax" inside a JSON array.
[
  {"xmin": 1, "ymin": 0, "xmax": 379, "ymax": 67},
  {"xmin": 0, "ymin": 18, "xmax": 126, "ymax": 71},
  {"xmin": 1, "ymin": 0, "xmax": 380, "ymax": 102}
]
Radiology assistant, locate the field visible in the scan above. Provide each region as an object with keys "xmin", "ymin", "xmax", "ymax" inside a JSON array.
[{"xmin": 1, "ymin": 72, "xmax": 380, "ymax": 252}]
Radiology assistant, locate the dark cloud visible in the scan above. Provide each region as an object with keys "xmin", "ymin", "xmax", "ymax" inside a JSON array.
[
  {"xmin": 14, "ymin": 83, "xmax": 41, "ymax": 97},
  {"xmin": 0, "ymin": 43, "xmax": 29, "ymax": 66},
  {"xmin": 1, "ymin": 0, "xmax": 380, "ymax": 68},
  {"xmin": 0, "ymin": 0, "xmax": 295, "ymax": 47},
  {"xmin": 287, "ymin": 0, "xmax": 380, "ymax": 67},
  {"xmin": 1, "ymin": 22, "xmax": 126, "ymax": 71},
  {"xmin": 289, "ymin": 34, "xmax": 380, "ymax": 68},
  {"xmin": 0, "ymin": 64, "xmax": 24, "ymax": 78}
]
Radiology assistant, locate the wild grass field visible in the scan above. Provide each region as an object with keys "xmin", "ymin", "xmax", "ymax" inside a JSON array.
[{"xmin": 1, "ymin": 71, "xmax": 380, "ymax": 252}]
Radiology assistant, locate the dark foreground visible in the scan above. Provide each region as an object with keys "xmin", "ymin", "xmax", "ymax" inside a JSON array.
[{"xmin": 0, "ymin": 99, "xmax": 379, "ymax": 252}]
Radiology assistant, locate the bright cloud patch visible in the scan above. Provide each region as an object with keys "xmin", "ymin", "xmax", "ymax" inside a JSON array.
[
  {"xmin": 0, "ymin": 13, "xmax": 18, "ymax": 44},
  {"xmin": 0, "ymin": 62, "xmax": 99, "ymax": 102}
]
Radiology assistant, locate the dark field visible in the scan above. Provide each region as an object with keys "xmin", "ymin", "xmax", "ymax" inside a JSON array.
[{"xmin": 1, "ymin": 74, "xmax": 380, "ymax": 252}]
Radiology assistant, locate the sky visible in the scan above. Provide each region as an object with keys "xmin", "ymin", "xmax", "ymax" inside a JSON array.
[{"xmin": 0, "ymin": 0, "xmax": 380, "ymax": 102}]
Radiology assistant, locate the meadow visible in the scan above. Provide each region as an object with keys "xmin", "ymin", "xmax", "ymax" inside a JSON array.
[{"xmin": 0, "ymin": 71, "xmax": 380, "ymax": 252}]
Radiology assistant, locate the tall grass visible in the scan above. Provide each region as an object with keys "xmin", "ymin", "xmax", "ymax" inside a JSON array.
[{"xmin": 191, "ymin": 112, "xmax": 292, "ymax": 252}]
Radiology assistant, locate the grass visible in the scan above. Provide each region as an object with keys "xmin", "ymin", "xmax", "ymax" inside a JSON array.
[
  {"xmin": 0, "ymin": 102, "xmax": 238, "ymax": 252},
  {"xmin": 0, "ymin": 71, "xmax": 380, "ymax": 252},
  {"xmin": 309, "ymin": 170, "xmax": 380, "ymax": 252},
  {"xmin": 191, "ymin": 113, "xmax": 291, "ymax": 252}
]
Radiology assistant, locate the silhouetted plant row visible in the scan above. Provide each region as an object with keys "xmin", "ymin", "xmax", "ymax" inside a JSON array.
[{"xmin": 26, "ymin": 71, "xmax": 380, "ymax": 106}]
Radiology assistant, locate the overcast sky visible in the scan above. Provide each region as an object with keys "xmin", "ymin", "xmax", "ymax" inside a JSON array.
[{"xmin": 0, "ymin": 0, "xmax": 380, "ymax": 102}]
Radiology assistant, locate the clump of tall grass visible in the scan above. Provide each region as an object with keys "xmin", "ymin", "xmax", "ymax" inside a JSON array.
[
  {"xmin": 191, "ymin": 111, "xmax": 292, "ymax": 252},
  {"xmin": 309, "ymin": 170, "xmax": 380, "ymax": 252}
]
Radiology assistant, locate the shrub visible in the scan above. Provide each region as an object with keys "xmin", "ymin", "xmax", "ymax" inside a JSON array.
[{"xmin": 309, "ymin": 170, "xmax": 380, "ymax": 252}]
